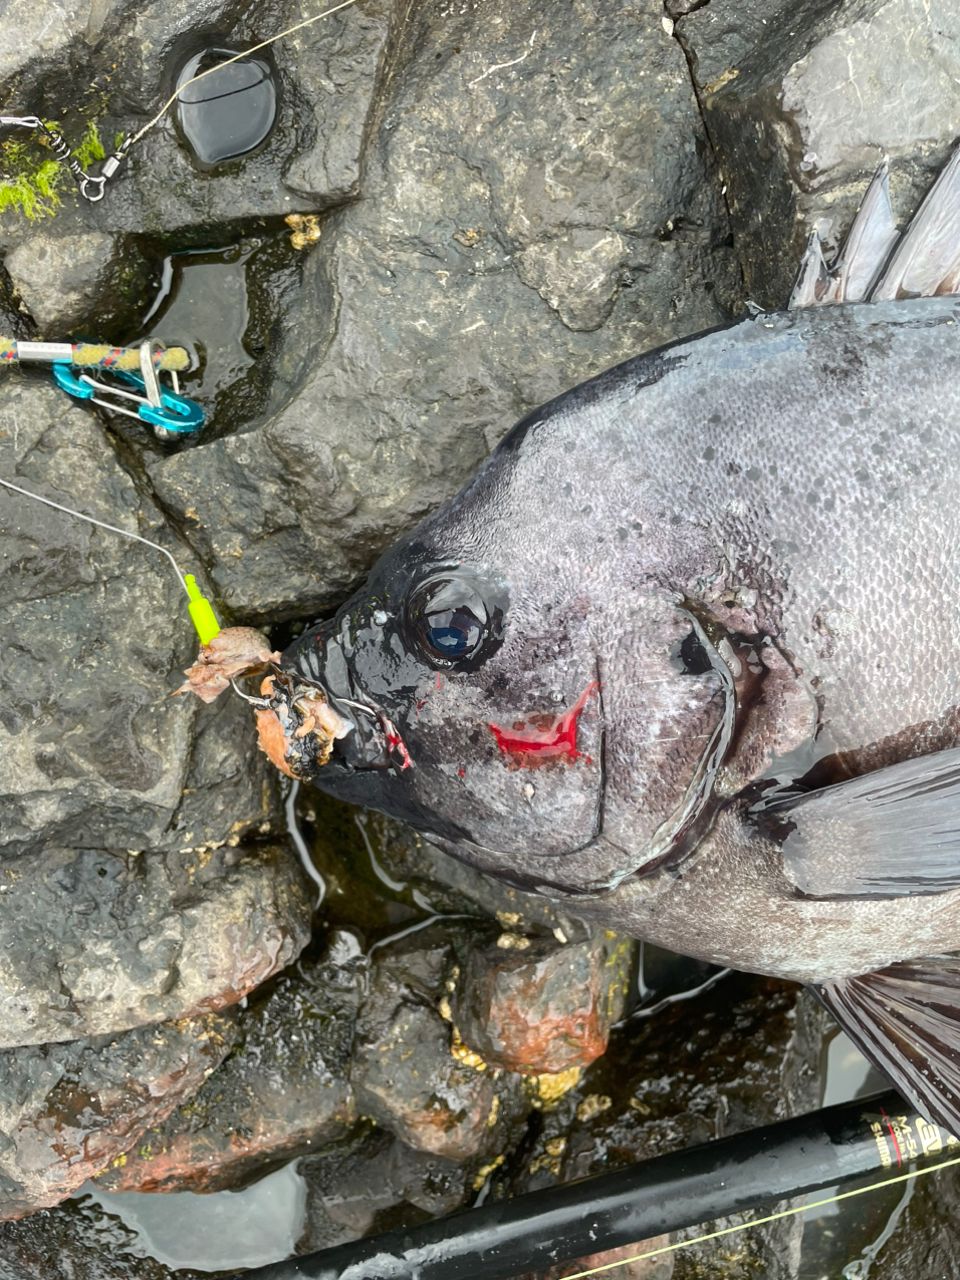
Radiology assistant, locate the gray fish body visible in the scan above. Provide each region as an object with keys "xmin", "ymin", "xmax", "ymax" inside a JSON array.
[
  {"xmin": 287, "ymin": 296, "xmax": 960, "ymax": 982},
  {"xmin": 279, "ymin": 153, "xmax": 960, "ymax": 1131},
  {"xmin": 526, "ymin": 297, "xmax": 960, "ymax": 985}
]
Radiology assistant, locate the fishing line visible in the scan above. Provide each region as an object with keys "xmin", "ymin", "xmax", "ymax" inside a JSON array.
[
  {"xmin": 125, "ymin": 0, "xmax": 363, "ymax": 148},
  {"xmin": 0, "ymin": 474, "xmax": 188, "ymax": 593},
  {"xmin": 1, "ymin": 0, "xmax": 364, "ymax": 199},
  {"xmin": 560, "ymin": 1152, "xmax": 960, "ymax": 1280}
]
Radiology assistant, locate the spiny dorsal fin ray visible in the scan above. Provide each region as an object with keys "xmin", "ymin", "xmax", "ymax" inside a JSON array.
[
  {"xmin": 788, "ymin": 144, "xmax": 960, "ymax": 308},
  {"xmin": 831, "ymin": 161, "xmax": 899, "ymax": 302},
  {"xmin": 817, "ymin": 956, "xmax": 960, "ymax": 1137},
  {"xmin": 788, "ymin": 231, "xmax": 831, "ymax": 310},
  {"xmin": 871, "ymin": 143, "xmax": 960, "ymax": 300}
]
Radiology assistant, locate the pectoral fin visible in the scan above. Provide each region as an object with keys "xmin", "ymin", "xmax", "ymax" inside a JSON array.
[
  {"xmin": 816, "ymin": 956, "xmax": 960, "ymax": 1138},
  {"xmin": 760, "ymin": 747, "xmax": 960, "ymax": 899}
]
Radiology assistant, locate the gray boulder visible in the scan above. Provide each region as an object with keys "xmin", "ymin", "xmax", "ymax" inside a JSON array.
[
  {"xmin": 0, "ymin": 1011, "xmax": 236, "ymax": 1220},
  {"xmin": 676, "ymin": 0, "xmax": 960, "ymax": 304},
  {"xmin": 149, "ymin": 0, "xmax": 737, "ymax": 619}
]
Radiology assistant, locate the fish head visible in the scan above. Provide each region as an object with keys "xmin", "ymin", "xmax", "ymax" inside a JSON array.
[
  {"xmin": 277, "ymin": 527, "xmax": 607, "ymax": 878},
  {"xmin": 270, "ymin": 425, "xmax": 740, "ymax": 896}
]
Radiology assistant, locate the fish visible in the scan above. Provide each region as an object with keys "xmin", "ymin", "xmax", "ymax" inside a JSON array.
[{"xmin": 261, "ymin": 146, "xmax": 960, "ymax": 1134}]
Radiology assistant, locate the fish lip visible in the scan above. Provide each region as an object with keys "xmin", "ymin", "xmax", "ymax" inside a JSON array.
[
  {"xmin": 326, "ymin": 692, "xmax": 412, "ymax": 772},
  {"xmin": 277, "ymin": 669, "xmax": 410, "ymax": 774}
]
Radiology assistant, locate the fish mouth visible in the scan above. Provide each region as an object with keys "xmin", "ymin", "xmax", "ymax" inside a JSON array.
[
  {"xmin": 252, "ymin": 670, "xmax": 355, "ymax": 780},
  {"xmin": 252, "ymin": 667, "xmax": 411, "ymax": 779},
  {"xmin": 323, "ymin": 693, "xmax": 413, "ymax": 772}
]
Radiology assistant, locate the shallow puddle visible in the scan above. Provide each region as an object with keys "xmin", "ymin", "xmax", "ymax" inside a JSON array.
[
  {"xmin": 74, "ymin": 1161, "xmax": 306, "ymax": 1272},
  {"xmin": 174, "ymin": 48, "xmax": 278, "ymax": 169},
  {"xmin": 133, "ymin": 233, "xmax": 304, "ymax": 442}
]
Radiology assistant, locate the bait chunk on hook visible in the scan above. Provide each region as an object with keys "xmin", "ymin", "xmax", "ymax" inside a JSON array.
[{"xmin": 174, "ymin": 626, "xmax": 280, "ymax": 704}]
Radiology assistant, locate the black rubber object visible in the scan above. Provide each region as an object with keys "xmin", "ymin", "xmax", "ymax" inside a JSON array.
[{"xmin": 234, "ymin": 1090, "xmax": 947, "ymax": 1280}]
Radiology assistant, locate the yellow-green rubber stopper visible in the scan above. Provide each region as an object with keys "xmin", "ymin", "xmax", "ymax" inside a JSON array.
[{"xmin": 184, "ymin": 573, "xmax": 221, "ymax": 645}]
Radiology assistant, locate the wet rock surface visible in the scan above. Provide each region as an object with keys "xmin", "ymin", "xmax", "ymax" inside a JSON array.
[
  {"xmin": 0, "ymin": 1207, "xmax": 197, "ymax": 1280},
  {"xmin": 3, "ymin": 230, "xmax": 132, "ymax": 333},
  {"xmin": 0, "ymin": 380, "xmax": 275, "ymax": 858},
  {"xmin": 0, "ymin": 1012, "xmax": 236, "ymax": 1221},
  {"xmin": 675, "ymin": 0, "xmax": 960, "ymax": 305},
  {"xmin": 0, "ymin": 841, "xmax": 312, "ymax": 1046},
  {"xmin": 350, "ymin": 921, "xmax": 529, "ymax": 1161},
  {"xmin": 453, "ymin": 932, "xmax": 632, "ymax": 1075},
  {"xmin": 96, "ymin": 943, "xmax": 361, "ymax": 1193},
  {"xmin": 298, "ymin": 1125, "xmax": 476, "ymax": 1251}
]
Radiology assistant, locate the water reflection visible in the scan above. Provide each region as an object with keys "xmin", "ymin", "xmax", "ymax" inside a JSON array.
[
  {"xmin": 74, "ymin": 1160, "xmax": 306, "ymax": 1272},
  {"xmin": 175, "ymin": 48, "xmax": 277, "ymax": 168}
]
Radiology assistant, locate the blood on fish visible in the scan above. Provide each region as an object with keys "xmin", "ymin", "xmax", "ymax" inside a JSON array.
[
  {"xmin": 488, "ymin": 681, "xmax": 599, "ymax": 766},
  {"xmin": 383, "ymin": 717, "xmax": 413, "ymax": 770}
]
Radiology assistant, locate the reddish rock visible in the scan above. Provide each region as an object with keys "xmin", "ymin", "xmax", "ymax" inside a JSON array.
[
  {"xmin": 0, "ymin": 1013, "xmax": 237, "ymax": 1220},
  {"xmin": 350, "ymin": 924, "xmax": 528, "ymax": 1162},
  {"xmin": 517, "ymin": 1237, "xmax": 673, "ymax": 1280},
  {"xmin": 453, "ymin": 934, "xmax": 633, "ymax": 1075},
  {"xmin": 501, "ymin": 974, "xmax": 829, "ymax": 1280},
  {"xmin": 96, "ymin": 945, "xmax": 362, "ymax": 1193}
]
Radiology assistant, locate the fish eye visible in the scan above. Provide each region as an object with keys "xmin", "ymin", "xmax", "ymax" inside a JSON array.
[{"xmin": 405, "ymin": 571, "xmax": 506, "ymax": 671}]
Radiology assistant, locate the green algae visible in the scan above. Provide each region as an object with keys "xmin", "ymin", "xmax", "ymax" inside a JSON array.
[{"xmin": 0, "ymin": 119, "xmax": 106, "ymax": 220}]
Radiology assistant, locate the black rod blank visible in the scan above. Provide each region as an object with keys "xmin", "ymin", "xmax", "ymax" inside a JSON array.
[{"xmin": 235, "ymin": 1090, "xmax": 950, "ymax": 1280}]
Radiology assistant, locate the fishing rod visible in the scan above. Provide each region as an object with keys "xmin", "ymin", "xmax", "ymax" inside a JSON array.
[{"xmin": 232, "ymin": 1089, "xmax": 960, "ymax": 1280}]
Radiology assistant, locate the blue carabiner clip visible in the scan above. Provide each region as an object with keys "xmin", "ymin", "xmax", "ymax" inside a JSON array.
[{"xmin": 52, "ymin": 362, "xmax": 205, "ymax": 438}]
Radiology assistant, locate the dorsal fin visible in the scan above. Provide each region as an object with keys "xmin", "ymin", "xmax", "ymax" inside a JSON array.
[
  {"xmin": 788, "ymin": 143, "xmax": 960, "ymax": 308},
  {"xmin": 831, "ymin": 162, "xmax": 899, "ymax": 302},
  {"xmin": 788, "ymin": 231, "xmax": 832, "ymax": 309},
  {"xmin": 789, "ymin": 167, "xmax": 897, "ymax": 310},
  {"xmin": 871, "ymin": 143, "xmax": 960, "ymax": 300}
]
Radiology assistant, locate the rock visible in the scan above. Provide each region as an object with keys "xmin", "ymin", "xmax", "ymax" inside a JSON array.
[
  {"xmin": 3, "ymin": 231, "xmax": 144, "ymax": 334},
  {"xmin": 676, "ymin": 0, "xmax": 960, "ymax": 305},
  {"xmin": 0, "ymin": 1198, "xmax": 199, "ymax": 1280},
  {"xmin": 149, "ymin": 0, "xmax": 736, "ymax": 618},
  {"xmin": 350, "ymin": 922, "xmax": 528, "ymax": 1161},
  {"xmin": 453, "ymin": 933, "xmax": 634, "ymax": 1075},
  {"xmin": 167, "ymin": 690, "xmax": 279, "ymax": 853},
  {"xmin": 0, "ymin": 0, "xmax": 396, "ymax": 259},
  {"xmin": 298, "ymin": 1126, "xmax": 476, "ymax": 1252},
  {"xmin": 0, "ymin": 1205, "xmax": 190, "ymax": 1280},
  {"xmin": 0, "ymin": 1012, "xmax": 236, "ymax": 1220},
  {"xmin": 0, "ymin": 841, "xmax": 312, "ymax": 1046},
  {"xmin": 282, "ymin": 0, "xmax": 398, "ymax": 203},
  {"xmin": 498, "ymin": 973, "xmax": 831, "ymax": 1280},
  {"xmin": 95, "ymin": 943, "xmax": 361, "ymax": 1193},
  {"xmin": 0, "ymin": 0, "xmax": 88, "ymax": 83},
  {"xmin": 309, "ymin": 795, "xmax": 595, "ymax": 942},
  {"xmin": 869, "ymin": 1165, "xmax": 960, "ymax": 1278},
  {"xmin": 0, "ymin": 379, "xmax": 275, "ymax": 860},
  {"xmin": 516, "ymin": 1240, "xmax": 673, "ymax": 1280},
  {"xmin": 0, "ymin": 371, "xmax": 294, "ymax": 1043}
]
